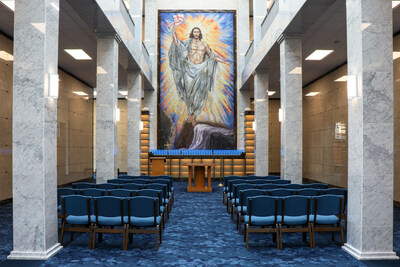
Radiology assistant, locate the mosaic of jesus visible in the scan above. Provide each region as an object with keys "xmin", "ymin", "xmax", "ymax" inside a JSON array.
[{"xmin": 159, "ymin": 11, "xmax": 236, "ymax": 150}]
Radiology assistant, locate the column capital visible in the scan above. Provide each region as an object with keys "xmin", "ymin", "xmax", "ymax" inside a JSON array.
[{"xmin": 277, "ymin": 33, "xmax": 303, "ymax": 45}]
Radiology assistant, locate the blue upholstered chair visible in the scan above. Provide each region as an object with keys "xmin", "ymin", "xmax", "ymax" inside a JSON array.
[
  {"xmin": 60, "ymin": 195, "xmax": 94, "ymax": 249},
  {"xmin": 324, "ymin": 188, "xmax": 348, "ymax": 228},
  {"xmin": 311, "ymin": 195, "xmax": 344, "ymax": 248},
  {"xmin": 279, "ymin": 196, "xmax": 312, "ymax": 249},
  {"xmin": 298, "ymin": 188, "xmax": 320, "ymax": 196},
  {"xmin": 254, "ymin": 179, "xmax": 273, "ymax": 185},
  {"xmin": 92, "ymin": 196, "xmax": 127, "ymax": 250},
  {"xmin": 237, "ymin": 189, "xmax": 264, "ymax": 234},
  {"xmin": 128, "ymin": 178, "xmax": 148, "ymax": 184},
  {"xmin": 97, "ymin": 183, "xmax": 118, "ymax": 190},
  {"xmin": 226, "ymin": 179, "xmax": 247, "ymax": 213},
  {"xmin": 107, "ymin": 179, "xmax": 128, "ymax": 184},
  {"xmin": 152, "ymin": 179, "xmax": 173, "ymax": 208},
  {"xmin": 306, "ymin": 183, "xmax": 328, "ymax": 189},
  {"xmin": 122, "ymin": 183, "xmax": 142, "ymax": 190},
  {"xmin": 223, "ymin": 176, "xmax": 242, "ymax": 205},
  {"xmin": 146, "ymin": 183, "xmax": 169, "ymax": 220},
  {"xmin": 137, "ymin": 189, "xmax": 165, "ymax": 228},
  {"xmin": 231, "ymin": 184, "xmax": 254, "ymax": 222},
  {"xmin": 270, "ymin": 189, "xmax": 293, "ymax": 197},
  {"xmin": 283, "ymin": 184, "xmax": 303, "ymax": 190},
  {"xmin": 126, "ymin": 196, "xmax": 162, "ymax": 251},
  {"xmin": 244, "ymin": 196, "xmax": 279, "ymax": 250},
  {"xmin": 72, "ymin": 182, "xmax": 94, "ymax": 189},
  {"xmin": 272, "ymin": 179, "xmax": 291, "ymax": 185},
  {"xmin": 57, "ymin": 188, "xmax": 76, "ymax": 216},
  {"xmin": 80, "ymin": 188, "xmax": 105, "ymax": 197},
  {"xmin": 259, "ymin": 184, "xmax": 279, "ymax": 190},
  {"xmin": 108, "ymin": 189, "xmax": 133, "ymax": 197}
]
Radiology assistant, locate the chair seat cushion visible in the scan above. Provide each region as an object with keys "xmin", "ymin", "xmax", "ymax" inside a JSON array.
[
  {"xmin": 160, "ymin": 206, "xmax": 165, "ymax": 213},
  {"xmin": 58, "ymin": 205, "xmax": 62, "ymax": 212},
  {"xmin": 223, "ymin": 187, "xmax": 228, "ymax": 192},
  {"xmin": 97, "ymin": 216, "xmax": 127, "ymax": 226},
  {"xmin": 230, "ymin": 198, "xmax": 240, "ymax": 206},
  {"xmin": 129, "ymin": 216, "xmax": 161, "ymax": 226},
  {"xmin": 244, "ymin": 215, "xmax": 277, "ymax": 226},
  {"xmin": 66, "ymin": 215, "xmax": 95, "ymax": 225},
  {"xmin": 314, "ymin": 214, "xmax": 339, "ymax": 225},
  {"xmin": 237, "ymin": 206, "xmax": 247, "ymax": 214},
  {"xmin": 162, "ymin": 199, "xmax": 169, "ymax": 204},
  {"xmin": 227, "ymin": 192, "xmax": 233, "ymax": 198},
  {"xmin": 282, "ymin": 215, "xmax": 308, "ymax": 225}
]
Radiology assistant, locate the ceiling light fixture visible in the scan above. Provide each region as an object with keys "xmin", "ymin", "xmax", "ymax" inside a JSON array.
[
  {"xmin": 305, "ymin": 50, "xmax": 333, "ymax": 61},
  {"xmin": 72, "ymin": 91, "xmax": 88, "ymax": 96},
  {"xmin": 305, "ymin": 92, "xmax": 320, "ymax": 96},
  {"xmin": 393, "ymin": 52, "xmax": 400, "ymax": 60},
  {"xmin": 335, "ymin": 75, "xmax": 348, "ymax": 82},
  {"xmin": 0, "ymin": 50, "xmax": 13, "ymax": 61},
  {"xmin": 289, "ymin": 67, "xmax": 302, "ymax": 75},
  {"xmin": 65, "ymin": 49, "xmax": 92, "ymax": 60},
  {"xmin": 0, "ymin": 0, "xmax": 14, "ymax": 11}
]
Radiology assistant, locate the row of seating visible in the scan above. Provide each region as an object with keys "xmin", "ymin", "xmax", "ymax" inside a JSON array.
[
  {"xmin": 60, "ymin": 195, "xmax": 163, "ymax": 251},
  {"xmin": 242, "ymin": 195, "xmax": 345, "ymax": 250}
]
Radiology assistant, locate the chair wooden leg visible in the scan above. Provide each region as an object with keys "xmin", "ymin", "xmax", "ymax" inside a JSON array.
[
  {"xmin": 160, "ymin": 222, "xmax": 163, "ymax": 244},
  {"xmin": 92, "ymin": 226, "xmax": 97, "ymax": 249},
  {"xmin": 223, "ymin": 192, "xmax": 226, "ymax": 205},
  {"xmin": 308, "ymin": 223, "xmax": 313, "ymax": 249},
  {"xmin": 156, "ymin": 225, "xmax": 159, "ymax": 251},
  {"xmin": 278, "ymin": 224, "xmax": 282, "ymax": 250},
  {"xmin": 332, "ymin": 229, "xmax": 335, "ymax": 241},
  {"xmin": 123, "ymin": 225, "xmax": 127, "ymax": 251},
  {"xmin": 246, "ymin": 224, "xmax": 249, "ymax": 250},
  {"xmin": 60, "ymin": 222, "xmax": 65, "ymax": 245},
  {"xmin": 231, "ymin": 206, "xmax": 235, "ymax": 222},
  {"xmin": 89, "ymin": 225, "xmax": 93, "ymax": 249},
  {"xmin": 70, "ymin": 230, "xmax": 74, "ymax": 241},
  {"xmin": 311, "ymin": 223, "xmax": 315, "ymax": 248},
  {"xmin": 340, "ymin": 223, "xmax": 344, "ymax": 246},
  {"xmin": 244, "ymin": 223, "xmax": 247, "ymax": 242}
]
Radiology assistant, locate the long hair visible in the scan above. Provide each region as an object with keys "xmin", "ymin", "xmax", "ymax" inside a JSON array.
[{"xmin": 189, "ymin": 27, "xmax": 203, "ymax": 40}]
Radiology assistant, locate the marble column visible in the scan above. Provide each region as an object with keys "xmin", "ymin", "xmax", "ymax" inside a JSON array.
[
  {"xmin": 127, "ymin": 71, "xmax": 142, "ymax": 175},
  {"xmin": 237, "ymin": 0, "xmax": 251, "ymax": 150},
  {"xmin": 252, "ymin": 0, "xmax": 267, "ymax": 47},
  {"xmin": 144, "ymin": 0, "xmax": 157, "ymax": 149},
  {"xmin": 96, "ymin": 37, "xmax": 119, "ymax": 183},
  {"xmin": 8, "ymin": 0, "xmax": 62, "ymax": 260},
  {"xmin": 278, "ymin": 35, "xmax": 302, "ymax": 184},
  {"xmin": 254, "ymin": 73, "xmax": 269, "ymax": 175},
  {"xmin": 342, "ymin": 0, "xmax": 398, "ymax": 260}
]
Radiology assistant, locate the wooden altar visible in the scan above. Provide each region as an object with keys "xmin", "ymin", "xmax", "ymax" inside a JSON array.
[{"xmin": 184, "ymin": 163, "xmax": 216, "ymax": 192}]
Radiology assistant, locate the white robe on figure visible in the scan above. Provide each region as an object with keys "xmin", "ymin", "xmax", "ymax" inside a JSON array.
[{"xmin": 168, "ymin": 38, "xmax": 218, "ymax": 117}]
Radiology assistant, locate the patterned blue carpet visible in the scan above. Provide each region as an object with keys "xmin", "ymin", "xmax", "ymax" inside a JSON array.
[{"xmin": 0, "ymin": 181, "xmax": 400, "ymax": 266}]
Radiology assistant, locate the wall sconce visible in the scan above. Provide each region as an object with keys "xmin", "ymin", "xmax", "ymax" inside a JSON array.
[
  {"xmin": 347, "ymin": 74, "xmax": 358, "ymax": 99},
  {"xmin": 116, "ymin": 108, "xmax": 120, "ymax": 122},
  {"xmin": 279, "ymin": 108, "xmax": 284, "ymax": 122},
  {"xmin": 48, "ymin": 74, "xmax": 59, "ymax": 98},
  {"xmin": 140, "ymin": 121, "xmax": 144, "ymax": 131},
  {"xmin": 252, "ymin": 121, "xmax": 256, "ymax": 131}
]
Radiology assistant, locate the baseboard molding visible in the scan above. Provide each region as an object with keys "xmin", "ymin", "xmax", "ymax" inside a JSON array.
[
  {"xmin": 8, "ymin": 243, "xmax": 63, "ymax": 260},
  {"xmin": 342, "ymin": 243, "xmax": 399, "ymax": 260}
]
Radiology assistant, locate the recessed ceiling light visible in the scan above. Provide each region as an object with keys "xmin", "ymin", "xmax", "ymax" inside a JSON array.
[
  {"xmin": 65, "ymin": 49, "xmax": 92, "ymax": 60},
  {"xmin": 72, "ymin": 91, "xmax": 88, "ymax": 96},
  {"xmin": 335, "ymin": 75, "xmax": 348, "ymax": 82},
  {"xmin": 31, "ymin": 23, "xmax": 45, "ymax": 34},
  {"xmin": 393, "ymin": 52, "xmax": 400, "ymax": 60},
  {"xmin": 289, "ymin": 67, "xmax": 302, "ymax": 74},
  {"xmin": 0, "ymin": 1, "xmax": 14, "ymax": 11},
  {"xmin": 268, "ymin": 91, "xmax": 276, "ymax": 96},
  {"xmin": 0, "ymin": 50, "xmax": 13, "ymax": 61},
  {"xmin": 393, "ymin": 1, "xmax": 400, "ymax": 9},
  {"xmin": 305, "ymin": 92, "xmax": 320, "ymax": 97},
  {"xmin": 305, "ymin": 50, "xmax": 333, "ymax": 61},
  {"xmin": 119, "ymin": 91, "xmax": 128, "ymax": 96}
]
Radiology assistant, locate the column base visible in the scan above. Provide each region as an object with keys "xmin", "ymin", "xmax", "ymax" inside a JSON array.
[
  {"xmin": 342, "ymin": 243, "xmax": 399, "ymax": 260},
  {"xmin": 8, "ymin": 243, "xmax": 62, "ymax": 260}
]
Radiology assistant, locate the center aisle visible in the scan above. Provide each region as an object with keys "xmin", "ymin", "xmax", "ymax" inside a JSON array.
[{"xmin": 42, "ymin": 181, "xmax": 367, "ymax": 266}]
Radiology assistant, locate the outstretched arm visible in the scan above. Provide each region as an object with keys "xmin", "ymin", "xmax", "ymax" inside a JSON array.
[{"xmin": 172, "ymin": 25, "xmax": 178, "ymax": 46}]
